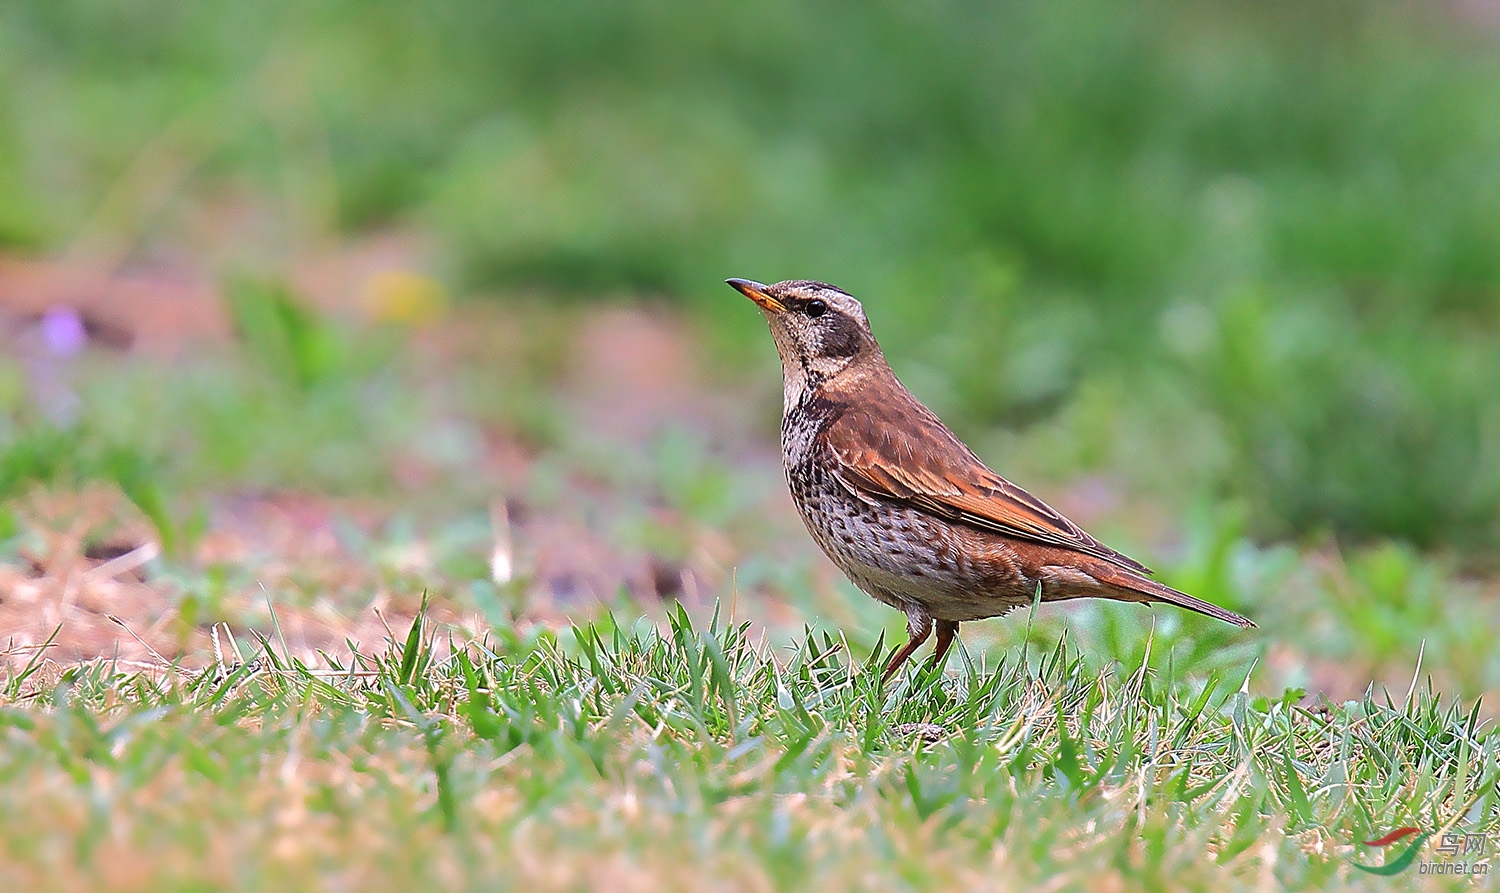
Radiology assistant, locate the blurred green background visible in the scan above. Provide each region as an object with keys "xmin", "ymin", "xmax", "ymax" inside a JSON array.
[{"xmin": 3, "ymin": 0, "xmax": 1500, "ymax": 551}]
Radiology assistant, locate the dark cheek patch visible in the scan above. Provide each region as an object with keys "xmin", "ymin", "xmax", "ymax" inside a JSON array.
[{"xmin": 820, "ymin": 314, "xmax": 864, "ymax": 359}]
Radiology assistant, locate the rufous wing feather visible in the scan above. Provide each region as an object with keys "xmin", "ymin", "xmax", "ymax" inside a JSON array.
[{"xmin": 822, "ymin": 391, "xmax": 1153, "ymax": 575}]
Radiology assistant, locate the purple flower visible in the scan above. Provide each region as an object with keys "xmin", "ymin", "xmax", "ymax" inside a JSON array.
[{"xmin": 40, "ymin": 307, "xmax": 88, "ymax": 357}]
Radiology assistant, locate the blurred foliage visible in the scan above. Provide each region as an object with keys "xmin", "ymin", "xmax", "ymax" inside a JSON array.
[
  {"xmin": 226, "ymin": 279, "xmax": 355, "ymax": 391},
  {"xmin": 3, "ymin": 0, "xmax": 1500, "ymax": 547},
  {"xmin": 0, "ymin": 419, "xmax": 178, "ymax": 551},
  {"xmin": 1183, "ymin": 291, "xmax": 1500, "ymax": 549}
]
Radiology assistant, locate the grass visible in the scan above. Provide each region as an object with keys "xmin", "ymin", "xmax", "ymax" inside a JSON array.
[{"xmin": 1, "ymin": 605, "xmax": 1494, "ymax": 891}]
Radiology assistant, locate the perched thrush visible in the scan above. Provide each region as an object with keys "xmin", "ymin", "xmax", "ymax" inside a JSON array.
[{"xmin": 728, "ymin": 278, "xmax": 1254, "ymax": 682}]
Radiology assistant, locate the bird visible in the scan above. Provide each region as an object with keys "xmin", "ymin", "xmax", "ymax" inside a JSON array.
[{"xmin": 727, "ymin": 277, "xmax": 1254, "ymax": 683}]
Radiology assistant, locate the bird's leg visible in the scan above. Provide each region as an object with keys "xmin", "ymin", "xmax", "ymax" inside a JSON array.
[
  {"xmin": 928, "ymin": 620, "xmax": 959, "ymax": 672},
  {"xmin": 881, "ymin": 608, "xmax": 933, "ymax": 683}
]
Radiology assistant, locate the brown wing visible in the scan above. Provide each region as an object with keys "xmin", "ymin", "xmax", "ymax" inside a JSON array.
[{"xmin": 822, "ymin": 388, "xmax": 1153, "ymax": 575}]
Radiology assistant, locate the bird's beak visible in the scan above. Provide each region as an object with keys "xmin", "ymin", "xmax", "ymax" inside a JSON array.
[{"xmin": 726, "ymin": 278, "xmax": 785, "ymax": 313}]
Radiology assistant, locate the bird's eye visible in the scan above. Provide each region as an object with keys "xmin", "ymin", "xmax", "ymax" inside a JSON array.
[{"xmin": 805, "ymin": 299, "xmax": 828, "ymax": 318}]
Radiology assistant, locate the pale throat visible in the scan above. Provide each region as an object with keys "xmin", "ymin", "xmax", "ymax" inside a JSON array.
[
  {"xmin": 770, "ymin": 325, "xmax": 811, "ymax": 413},
  {"xmin": 780, "ymin": 353, "xmax": 855, "ymax": 415},
  {"xmin": 769, "ymin": 319, "xmax": 859, "ymax": 414},
  {"xmin": 781, "ymin": 360, "xmax": 809, "ymax": 414}
]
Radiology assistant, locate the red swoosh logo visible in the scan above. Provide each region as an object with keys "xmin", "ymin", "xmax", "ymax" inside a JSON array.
[{"xmin": 1364, "ymin": 827, "xmax": 1422, "ymax": 847}]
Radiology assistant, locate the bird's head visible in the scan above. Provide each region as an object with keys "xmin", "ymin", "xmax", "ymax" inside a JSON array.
[{"xmin": 727, "ymin": 278, "xmax": 883, "ymax": 408}]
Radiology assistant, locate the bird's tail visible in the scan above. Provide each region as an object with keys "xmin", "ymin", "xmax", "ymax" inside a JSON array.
[{"xmin": 1091, "ymin": 562, "xmax": 1256, "ymax": 628}]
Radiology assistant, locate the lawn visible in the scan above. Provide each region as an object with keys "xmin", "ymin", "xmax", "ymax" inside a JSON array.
[
  {"xmin": 3, "ymin": 1, "xmax": 1500, "ymax": 890},
  {"xmin": 1, "ymin": 601, "xmax": 1494, "ymax": 890}
]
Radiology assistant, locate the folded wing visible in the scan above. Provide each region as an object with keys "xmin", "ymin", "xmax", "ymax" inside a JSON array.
[{"xmin": 823, "ymin": 394, "xmax": 1154, "ymax": 576}]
